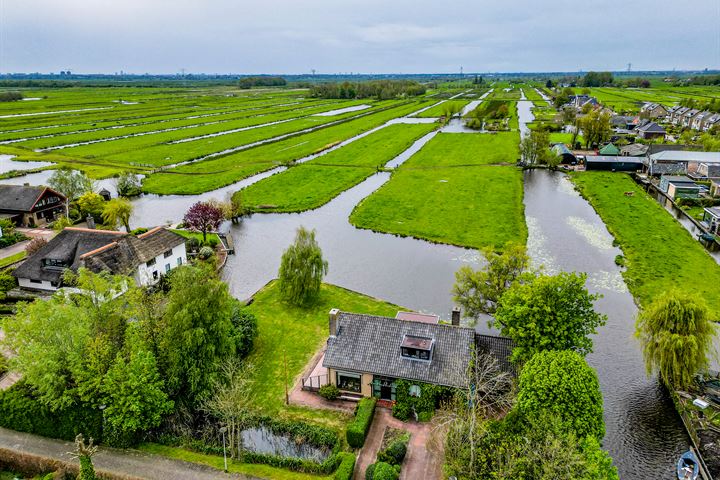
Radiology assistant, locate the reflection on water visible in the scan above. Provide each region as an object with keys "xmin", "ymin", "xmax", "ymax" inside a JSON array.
[
  {"xmin": 241, "ymin": 427, "xmax": 331, "ymax": 462},
  {"xmin": 0, "ymin": 155, "xmax": 53, "ymax": 174},
  {"xmin": 524, "ymin": 170, "xmax": 687, "ymax": 480}
]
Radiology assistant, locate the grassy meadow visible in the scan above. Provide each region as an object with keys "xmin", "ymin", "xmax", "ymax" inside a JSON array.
[
  {"xmin": 350, "ymin": 132, "xmax": 526, "ymax": 250},
  {"xmin": 570, "ymin": 171, "xmax": 720, "ymax": 309}
]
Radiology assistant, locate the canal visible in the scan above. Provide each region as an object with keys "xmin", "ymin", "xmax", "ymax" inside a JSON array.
[{"xmin": 1, "ymin": 98, "xmax": 692, "ymax": 478}]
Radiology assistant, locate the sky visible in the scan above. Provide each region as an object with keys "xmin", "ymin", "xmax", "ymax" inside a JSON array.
[{"xmin": 1, "ymin": 0, "xmax": 719, "ymax": 74}]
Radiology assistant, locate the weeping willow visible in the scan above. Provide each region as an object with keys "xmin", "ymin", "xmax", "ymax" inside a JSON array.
[
  {"xmin": 635, "ymin": 291, "xmax": 716, "ymax": 390},
  {"xmin": 278, "ymin": 226, "xmax": 328, "ymax": 306}
]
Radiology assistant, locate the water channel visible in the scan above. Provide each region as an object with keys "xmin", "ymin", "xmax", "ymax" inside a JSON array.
[{"xmin": 0, "ymin": 98, "xmax": 694, "ymax": 478}]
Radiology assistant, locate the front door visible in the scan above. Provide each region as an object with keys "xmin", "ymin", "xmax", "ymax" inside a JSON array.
[
  {"xmin": 380, "ymin": 383, "xmax": 392, "ymax": 400},
  {"xmin": 373, "ymin": 376, "xmax": 396, "ymax": 401}
]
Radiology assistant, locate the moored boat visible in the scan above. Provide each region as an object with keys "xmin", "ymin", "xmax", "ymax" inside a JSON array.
[{"xmin": 677, "ymin": 450, "xmax": 699, "ymax": 480}]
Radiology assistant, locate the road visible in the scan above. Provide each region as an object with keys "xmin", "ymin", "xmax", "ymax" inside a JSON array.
[{"xmin": 0, "ymin": 427, "xmax": 256, "ymax": 480}]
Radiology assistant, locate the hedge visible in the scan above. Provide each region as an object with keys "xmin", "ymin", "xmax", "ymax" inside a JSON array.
[
  {"xmin": 241, "ymin": 450, "xmax": 342, "ymax": 475},
  {"xmin": 333, "ymin": 452, "xmax": 356, "ymax": 480},
  {"xmin": 392, "ymin": 379, "xmax": 450, "ymax": 421},
  {"xmin": 346, "ymin": 397, "xmax": 377, "ymax": 448},
  {"xmin": 0, "ymin": 383, "xmax": 103, "ymax": 442},
  {"xmin": 377, "ymin": 433, "xmax": 409, "ymax": 465},
  {"xmin": 368, "ymin": 461, "xmax": 400, "ymax": 480}
]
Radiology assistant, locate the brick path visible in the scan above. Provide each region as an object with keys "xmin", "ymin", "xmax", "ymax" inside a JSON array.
[{"xmin": 353, "ymin": 408, "xmax": 442, "ymax": 480}]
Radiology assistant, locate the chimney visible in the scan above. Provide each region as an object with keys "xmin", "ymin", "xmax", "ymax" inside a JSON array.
[
  {"xmin": 451, "ymin": 307, "xmax": 461, "ymax": 326},
  {"xmin": 86, "ymin": 215, "xmax": 95, "ymax": 229},
  {"xmin": 329, "ymin": 308, "xmax": 339, "ymax": 337}
]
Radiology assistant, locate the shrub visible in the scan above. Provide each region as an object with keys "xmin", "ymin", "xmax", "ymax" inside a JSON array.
[
  {"xmin": 365, "ymin": 463, "xmax": 376, "ymax": 480},
  {"xmin": 204, "ymin": 237, "xmax": 219, "ymax": 248},
  {"xmin": 517, "ymin": 350, "xmax": 605, "ymax": 440},
  {"xmin": 25, "ymin": 237, "xmax": 48, "ymax": 256},
  {"xmin": 346, "ymin": 397, "xmax": 377, "ymax": 448},
  {"xmin": 334, "ymin": 452, "xmax": 356, "ymax": 480},
  {"xmin": 186, "ymin": 237, "xmax": 200, "ymax": 252},
  {"xmin": 377, "ymin": 433, "xmax": 409, "ymax": 465},
  {"xmin": 130, "ymin": 227, "xmax": 148, "ymax": 236},
  {"xmin": 0, "ymin": 383, "xmax": 102, "ymax": 442},
  {"xmin": 371, "ymin": 462, "xmax": 399, "ymax": 480},
  {"xmin": 198, "ymin": 246, "xmax": 214, "ymax": 259},
  {"xmin": 319, "ymin": 384, "xmax": 340, "ymax": 401},
  {"xmin": 0, "ymin": 353, "xmax": 7, "ymax": 377},
  {"xmin": 229, "ymin": 301, "xmax": 258, "ymax": 359},
  {"xmin": 0, "ymin": 272, "xmax": 17, "ymax": 293}
]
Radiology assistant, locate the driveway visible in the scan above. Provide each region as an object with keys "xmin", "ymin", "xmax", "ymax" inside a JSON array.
[
  {"xmin": 0, "ymin": 427, "xmax": 256, "ymax": 480},
  {"xmin": 0, "ymin": 239, "xmax": 29, "ymax": 262},
  {"xmin": 353, "ymin": 408, "xmax": 442, "ymax": 480}
]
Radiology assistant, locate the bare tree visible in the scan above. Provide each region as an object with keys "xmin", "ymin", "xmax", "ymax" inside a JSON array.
[{"xmin": 202, "ymin": 360, "xmax": 256, "ymax": 458}]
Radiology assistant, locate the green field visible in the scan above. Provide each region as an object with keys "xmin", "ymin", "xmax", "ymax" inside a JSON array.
[
  {"xmin": 570, "ymin": 172, "xmax": 720, "ymax": 308},
  {"xmin": 237, "ymin": 123, "xmax": 437, "ymax": 212},
  {"xmin": 350, "ymin": 132, "xmax": 526, "ymax": 250},
  {"xmin": 141, "ymin": 100, "xmax": 433, "ymax": 195},
  {"xmin": 415, "ymin": 99, "xmax": 470, "ymax": 118}
]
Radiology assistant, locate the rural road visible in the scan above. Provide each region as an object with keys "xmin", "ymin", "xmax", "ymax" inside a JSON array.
[{"xmin": 0, "ymin": 427, "xmax": 257, "ymax": 480}]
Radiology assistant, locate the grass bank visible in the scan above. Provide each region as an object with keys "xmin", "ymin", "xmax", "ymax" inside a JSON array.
[
  {"xmin": 570, "ymin": 171, "xmax": 720, "ymax": 308},
  {"xmin": 349, "ymin": 132, "xmax": 526, "ymax": 250},
  {"xmin": 237, "ymin": 123, "xmax": 436, "ymax": 213}
]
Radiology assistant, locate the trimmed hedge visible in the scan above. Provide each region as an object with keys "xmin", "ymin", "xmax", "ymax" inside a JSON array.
[
  {"xmin": 333, "ymin": 452, "xmax": 356, "ymax": 480},
  {"xmin": 346, "ymin": 397, "xmax": 377, "ymax": 448},
  {"xmin": 377, "ymin": 433, "xmax": 409, "ymax": 465},
  {"xmin": 0, "ymin": 383, "xmax": 102, "ymax": 442},
  {"xmin": 367, "ymin": 461, "xmax": 400, "ymax": 480},
  {"xmin": 241, "ymin": 450, "xmax": 341, "ymax": 475}
]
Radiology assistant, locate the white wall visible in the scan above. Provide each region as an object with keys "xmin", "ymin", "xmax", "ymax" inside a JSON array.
[
  {"xmin": 133, "ymin": 243, "xmax": 187, "ymax": 287},
  {"xmin": 17, "ymin": 277, "xmax": 57, "ymax": 291}
]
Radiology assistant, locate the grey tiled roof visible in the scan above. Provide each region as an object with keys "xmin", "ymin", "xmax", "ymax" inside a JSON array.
[
  {"xmin": 475, "ymin": 334, "xmax": 515, "ymax": 374},
  {"xmin": 323, "ymin": 312, "xmax": 476, "ymax": 388},
  {"xmin": 0, "ymin": 185, "xmax": 65, "ymax": 212}
]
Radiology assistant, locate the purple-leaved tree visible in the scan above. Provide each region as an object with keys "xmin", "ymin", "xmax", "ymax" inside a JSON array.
[{"xmin": 183, "ymin": 202, "xmax": 223, "ymax": 242}]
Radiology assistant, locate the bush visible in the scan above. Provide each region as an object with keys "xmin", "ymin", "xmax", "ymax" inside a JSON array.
[
  {"xmin": 0, "ymin": 272, "xmax": 17, "ymax": 294},
  {"xmin": 25, "ymin": 237, "xmax": 48, "ymax": 256},
  {"xmin": 377, "ymin": 434, "xmax": 409, "ymax": 465},
  {"xmin": 0, "ymin": 353, "xmax": 7, "ymax": 377},
  {"xmin": 371, "ymin": 462, "xmax": 399, "ymax": 480},
  {"xmin": 204, "ymin": 237, "xmax": 219, "ymax": 248},
  {"xmin": 365, "ymin": 463, "xmax": 376, "ymax": 480},
  {"xmin": 0, "ymin": 383, "xmax": 102, "ymax": 442},
  {"xmin": 346, "ymin": 397, "xmax": 377, "ymax": 448},
  {"xmin": 229, "ymin": 301, "xmax": 258, "ymax": 359},
  {"xmin": 319, "ymin": 384, "xmax": 340, "ymax": 401},
  {"xmin": 334, "ymin": 452, "xmax": 356, "ymax": 480},
  {"xmin": 198, "ymin": 246, "xmax": 214, "ymax": 259},
  {"xmin": 186, "ymin": 237, "xmax": 200, "ymax": 252},
  {"xmin": 130, "ymin": 227, "xmax": 148, "ymax": 236}
]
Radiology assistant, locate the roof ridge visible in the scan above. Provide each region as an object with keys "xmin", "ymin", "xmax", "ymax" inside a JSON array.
[
  {"xmin": 66, "ymin": 227, "xmax": 126, "ymax": 235},
  {"xmin": 137, "ymin": 226, "xmax": 164, "ymax": 239},
  {"xmin": 80, "ymin": 241, "xmax": 119, "ymax": 259}
]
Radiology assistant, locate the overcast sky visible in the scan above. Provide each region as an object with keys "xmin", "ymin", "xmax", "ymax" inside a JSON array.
[{"xmin": 1, "ymin": 0, "xmax": 719, "ymax": 74}]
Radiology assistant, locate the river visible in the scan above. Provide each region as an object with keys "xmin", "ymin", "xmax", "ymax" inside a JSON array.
[{"xmin": 1, "ymin": 98, "xmax": 691, "ymax": 478}]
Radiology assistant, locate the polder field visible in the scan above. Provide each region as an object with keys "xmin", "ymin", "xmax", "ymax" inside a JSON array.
[{"xmin": 0, "ymin": 86, "xmax": 437, "ymax": 192}]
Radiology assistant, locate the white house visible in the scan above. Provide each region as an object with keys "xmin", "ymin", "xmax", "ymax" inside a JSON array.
[{"xmin": 13, "ymin": 227, "xmax": 187, "ymax": 291}]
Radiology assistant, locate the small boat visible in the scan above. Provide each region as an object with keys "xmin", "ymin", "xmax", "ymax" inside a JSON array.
[{"xmin": 677, "ymin": 450, "xmax": 699, "ymax": 480}]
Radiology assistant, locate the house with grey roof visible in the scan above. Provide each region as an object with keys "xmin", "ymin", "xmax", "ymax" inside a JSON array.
[
  {"xmin": 321, "ymin": 309, "xmax": 513, "ymax": 401},
  {"xmin": 636, "ymin": 121, "xmax": 666, "ymax": 140},
  {"xmin": 13, "ymin": 226, "xmax": 187, "ymax": 291},
  {"xmin": 640, "ymin": 102, "xmax": 668, "ymax": 119},
  {"xmin": 682, "ymin": 109, "xmax": 701, "ymax": 128},
  {"xmin": 701, "ymin": 113, "xmax": 720, "ymax": 131},
  {"xmin": 647, "ymin": 150, "xmax": 720, "ymax": 176},
  {"xmin": 0, "ymin": 184, "xmax": 67, "ymax": 228},
  {"xmin": 671, "ymin": 107, "xmax": 690, "ymax": 125}
]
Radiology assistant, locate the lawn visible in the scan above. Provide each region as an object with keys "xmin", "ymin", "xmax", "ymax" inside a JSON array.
[
  {"xmin": 237, "ymin": 123, "xmax": 436, "ymax": 212},
  {"xmin": 549, "ymin": 132, "xmax": 585, "ymax": 146},
  {"xmin": 169, "ymin": 229, "xmax": 221, "ymax": 245},
  {"xmin": 0, "ymin": 251, "xmax": 27, "ymax": 269},
  {"xmin": 570, "ymin": 171, "xmax": 720, "ymax": 308},
  {"xmin": 244, "ymin": 280, "xmax": 401, "ymax": 415}
]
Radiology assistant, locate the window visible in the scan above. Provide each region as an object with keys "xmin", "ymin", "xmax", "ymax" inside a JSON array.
[
  {"xmin": 165, "ymin": 264, "xmax": 171, "ymax": 273},
  {"xmin": 43, "ymin": 258, "xmax": 67, "ymax": 269},
  {"xmin": 146, "ymin": 258, "xmax": 156, "ymax": 267},
  {"xmin": 152, "ymin": 271, "xmax": 158, "ymax": 280},
  {"xmin": 409, "ymin": 385, "xmax": 421, "ymax": 398},
  {"xmin": 177, "ymin": 257, "xmax": 183, "ymax": 266},
  {"xmin": 401, "ymin": 347, "xmax": 431, "ymax": 360},
  {"xmin": 336, "ymin": 371, "xmax": 361, "ymax": 393},
  {"xmin": 163, "ymin": 249, "xmax": 173, "ymax": 258},
  {"xmin": 29, "ymin": 279, "xmax": 42, "ymax": 284}
]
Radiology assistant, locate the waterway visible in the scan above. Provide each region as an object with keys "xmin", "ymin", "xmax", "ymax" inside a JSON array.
[{"xmin": 0, "ymin": 97, "xmax": 693, "ymax": 479}]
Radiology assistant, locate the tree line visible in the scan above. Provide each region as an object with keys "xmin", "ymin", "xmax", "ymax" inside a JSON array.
[
  {"xmin": 238, "ymin": 76, "xmax": 287, "ymax": 89},
  {"xmin": 309, "ymin": 80, "xmax": 426, "ymax": 100}
]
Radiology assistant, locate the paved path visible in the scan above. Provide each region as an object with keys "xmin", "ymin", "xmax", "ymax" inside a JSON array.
[
  {"xmin": 353, "ymin": 408, "xmax": 442, "ymax": 480},
  {"xmin": 0, "ymin": 240, "xmax": 28, "ymax": 262},
  {"xmin": 0, "ymin": 427, "xmax": 255, "ymax": 480}
]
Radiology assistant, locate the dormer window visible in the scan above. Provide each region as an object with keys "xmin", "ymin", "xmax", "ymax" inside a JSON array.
[
  {"xmin": 400, "ymin": 335, "xmax": 433, "ymax": 361},
  {"xmin": 42, "ymin": 258, "xmax": 67, "ymax": 270}
]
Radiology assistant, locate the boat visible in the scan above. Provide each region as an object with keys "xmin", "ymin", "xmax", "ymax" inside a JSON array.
[{"xmin": 677, "ymin": 450, "xmax": 699, "ymax": 480}]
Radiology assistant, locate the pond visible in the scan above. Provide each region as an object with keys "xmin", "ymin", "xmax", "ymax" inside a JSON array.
[{"xmin": 241, "ymin": 427, "xmax": 331, "ymax": 462}]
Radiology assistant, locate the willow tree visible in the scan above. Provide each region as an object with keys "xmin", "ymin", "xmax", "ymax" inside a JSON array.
[
  {"xmin": 102, "ymin": 197, "xmax": 133, "ymax": 232},
  {"xmin": 278, "ymin": 226, "xmax": 328, "ymax": 306},
  {"xmin": 635, "ymin": 291, "xmax": 716, "ymax": 390}
]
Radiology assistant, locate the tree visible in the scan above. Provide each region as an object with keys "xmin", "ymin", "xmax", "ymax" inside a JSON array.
[
  {"xmin": 53, "ymin": 215, "xmax": 73, "ymax": 232},
  {"xmin": 49, "ymin": 168, "xmax": 94, "ymax": 201},
  {"xmin": 452, "ymin": 243, "xmax": 529, "ymax": 319},
  {"xmin": 183, "ymin": 201, "xmax": 223, "ymax": 242},
  {"xmin": 278, "ymin": 226, "xmax": 328, "ymax": 306},
  {"xmin": 102, "ymin": 197, "xmax": 133, "ymax": 232},
  {"xmin": 101, "ymin": 332, "xmax": 173, "ymax": 446},
  {"xmin": 562, "ymin": 106, "xmax": 577, "ymax": 126},
  {"xmin": 495, "ymin": 272, "xmax": 607, "ymax": 363},
  {"xmin": 635, "ymin": 291, "xmax": 716, "ymax": 389},
  {"xmin": 581, "ymin": 72, "xmax": 613, "ymax": 87},
  {"xmin": 77, "ymin": 192, "xmax": 105, "ymax": 221},
  {"xmin": 159, "ymin": 264, "xmax": 235, "ymax": 406},
  {"xmin": 517, "ymin": 350, "xmax": 605, "ymax": 440},
  {"xmin": 519, "ymin": 129, "xmax": 550, "ymax": 165},
  {"xmin": 228, "ymin": 300, "xmax": 258, "ymax": 359},
  {"xmin": 579, "ymin": 109, "xmax": 611, "ymax": 148},
  {"xmin": 202, "ymin": 360, "xmax": 255, "ymax": 458},
  {"xmin": 114, "ymin": 171, "xmax": 142, "ymax": 197}
]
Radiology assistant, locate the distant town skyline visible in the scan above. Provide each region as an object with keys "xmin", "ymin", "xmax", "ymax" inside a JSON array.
[{"xmin": 1, "ymin": 0, "xmax": 719, "ymax": 75}]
